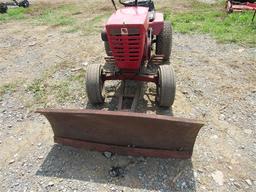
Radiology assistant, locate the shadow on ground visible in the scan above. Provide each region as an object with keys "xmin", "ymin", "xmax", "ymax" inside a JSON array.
[{"xmin": 37, "ymin": 145, "xmax": 196, "ymax": 191}]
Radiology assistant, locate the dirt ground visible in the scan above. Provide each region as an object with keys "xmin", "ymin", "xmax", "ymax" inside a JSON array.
[{"xmin": 0, "ymin": 0, "xmax": 256, "ymax": 192}]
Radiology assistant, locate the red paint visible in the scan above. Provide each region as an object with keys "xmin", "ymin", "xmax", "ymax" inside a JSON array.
[
  {"xmin": 106, "ymin": 7, "xmax": 149, "ymax": 71},
  {"xmin": 232, "ymin": 4, "xmax": 256, "ymax": 11},
  {"xmin": 108, "ymin": 31, "xmax": 146, "ymax": 70},
  {"xmin": 228, "ymin": 1, "xmax": 256, "ymax": 11},
  {"xmin": 102, "ymin": 73, "xmax": 158, "ymax": 83},
  {"xmin": 149, "ymin": 13, "xmax": 164, "ymax": 35},
  {"xmin": 106, "ymin": 6, "xmax": 149, "ymax": 26},
  {"xmin": 105, "ymin": 6, "xmax": 164, "ymax": 75}
]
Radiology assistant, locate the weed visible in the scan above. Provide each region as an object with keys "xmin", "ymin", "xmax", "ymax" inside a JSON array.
[
  {"xmin": 52, "ymin": 70, "xmax": 85, "ymax": 103},
  {"xmin": 26, "ymin": 78, "xmax": 46, "ymax": 103},
  {"xmin": 52, "ymin": 81, "xmax": 70, "ymax": 103},
  {"xmin": 0, "ymin": 83, "xmax": 17, "ymax": 97}
]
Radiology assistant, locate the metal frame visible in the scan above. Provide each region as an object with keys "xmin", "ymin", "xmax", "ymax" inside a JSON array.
[
  {"xmin": 102, "ymin": 54, "xmax": 165, "ymax": 84},
  {"xmin": 54, "ymin": 137, "xmax": 193, "ymax": 159}
]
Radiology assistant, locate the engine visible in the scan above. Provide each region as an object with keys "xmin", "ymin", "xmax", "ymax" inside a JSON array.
[{"xmin": 105, "ymin": 6, "xmax": 149, "ymax": 71}]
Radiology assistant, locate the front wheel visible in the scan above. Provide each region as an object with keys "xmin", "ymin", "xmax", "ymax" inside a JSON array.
[
  {"xmin": 156, "ymin": 65, "xmax": 176, "ymax": 108},
  {"xmin": 86, "ymin": 64, "xmax": 105, "ymax": 104}
]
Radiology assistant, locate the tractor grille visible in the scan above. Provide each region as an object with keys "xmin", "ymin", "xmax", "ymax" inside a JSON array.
[{"xmin": 108, "ymin": 27, "xmax": 145, "ymax": 70}]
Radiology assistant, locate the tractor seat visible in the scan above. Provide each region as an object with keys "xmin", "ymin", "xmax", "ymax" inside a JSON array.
[{"xmin": 124, "ymin": 0, "xmax": 156, "ymax": 21}]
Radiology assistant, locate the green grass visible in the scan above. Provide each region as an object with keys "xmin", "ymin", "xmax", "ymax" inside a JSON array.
[
  {"xmin": 80, "ymin": 13, "xmax": 110, "ymax": 34},
  {"xmin": 0, "ymin": 83, "xmax": 17, "ymax": 98},
  {"xmin": 52, "ymin": 71, "xmax": 84, "ymax": 103},
  {"xmin": 0, "ymin": 4, "xmax": 78, "ymax": 26},
  {"xmin": 35, "ymin": 4, "xmax": 77, "ymax": 26},
  {"xmin": 0, "ymin": 3, "xmax": 110, "ymax": 35},
  {"xmin": 51, "ymin": 81, "xmax": 70, "ymax": 103},
  {"xmin": 0, "ymin": 7, "xmax": 27, "ymax": 21},
  {"xmin": 61, "ymin": 12, "xmax": 111, "ymax": 34},
  {"xmin": 26, "ymin": 78, "xmax": 47, "ymax": 103},
  {"xmin": 165, "ymin": 1, "xmax": 256, "ymax": 46},
  {"xmin": 25, "ymin": 60, "xmax": 85, "ymax": 105}
]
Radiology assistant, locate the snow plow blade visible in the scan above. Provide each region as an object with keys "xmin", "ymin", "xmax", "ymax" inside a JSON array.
[{"xmin": 37, "ymin": 109, "xmax": 204, "ymax": 159}]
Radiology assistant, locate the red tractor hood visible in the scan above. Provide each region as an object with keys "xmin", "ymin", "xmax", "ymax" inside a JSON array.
[{"xmin": 107, "ymin": 6, "xmax": 149, "ymax": 26}]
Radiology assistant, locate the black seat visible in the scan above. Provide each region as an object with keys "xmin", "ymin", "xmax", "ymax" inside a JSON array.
[{"xmin": 124, "ymin": 0, "xmax": 156, "ymax": 21}]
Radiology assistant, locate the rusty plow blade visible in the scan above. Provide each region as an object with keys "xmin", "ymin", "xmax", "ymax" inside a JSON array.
[{"xmin": 36, "ymin": 109, "xmax": 204, "ymax": 159}]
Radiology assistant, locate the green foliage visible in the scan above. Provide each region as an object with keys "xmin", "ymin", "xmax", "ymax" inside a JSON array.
[
  {"xmin": 165, "ymin": 2, "xmax": 256, "ymax": 46},
  {"xmin": 0, "ymin": 83, "xmax": 17, "ymax": 97},
  {"xmin": 52, "ymin": 81, "xmax": 70, "ymax": 103},
  {"xmin": 26, "ymin": 79, "xmax": 46, "ymax": 103},
  {"xmin": 0, "ymin": 7, "xmax": 27, "ymax": 21},
  {"xmin": 53, "ymin": 70, "xmax": 85, "ymax": 103},
  {"xmin": 35, "ymin": 4, "xmax": 77, "ymax": 26}
]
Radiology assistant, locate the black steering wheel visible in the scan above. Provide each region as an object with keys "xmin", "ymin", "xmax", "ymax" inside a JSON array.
[{"xmin": 119, "ymin": 0, "xmax": 152, "ymax": 6}]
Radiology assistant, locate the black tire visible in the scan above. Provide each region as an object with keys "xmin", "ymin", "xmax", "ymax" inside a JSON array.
[
  {"xmin": 104, "ymin": 41, "xmax": 112, "ymax": 56},
  {"xmin": 19, "ymin": 0, "xmax": 30, "ymax": 8},
  {"xmin": 0, "ymin": 3, "xmax": 8, "ymax": 14},
  {"xmin": 156, "ymin": 22, "xmax": 173, "ymax": 61},
  {"xmin": 86, "ymin": 64, "xmax": 105, "ymax": 104},
  {"xmin": 156, "ymin": 65, "xmax": 176, "ymax": 108}
]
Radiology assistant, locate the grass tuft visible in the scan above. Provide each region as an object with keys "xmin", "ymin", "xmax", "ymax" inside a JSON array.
[
  {"xmin": 0, "ymin": 83, "xmax": 17, "ymax": 98},
  {"xmin": 26, "ymin": 78, "xmax": 47, "ymax": 103},
  {"xmin": 35, "ymin": 4, "xmax": 77, "ymax": 26},
  {"xmin": 0, "ymin": 7, "xmax": 27, "ymax": 21}
]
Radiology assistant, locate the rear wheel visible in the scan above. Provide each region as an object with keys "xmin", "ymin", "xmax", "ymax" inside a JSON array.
[
  {"xmin": 0, "ymin": 3, "xmax": 8, "ymax": 14},
  {"xmin": 156, "ymin": 22, "xmax": 173, "ymax": 61},
  {"xmin": 156, "ymin": 65, "xmax": 176, "ymax": 108},
  {"xmin": 86, "ymin": 64, "xmax": 105, "ymax": 104},
  {"xmin": 104, "ymin": 41, "xmax": 112, "ymax": 56},
  {"xmin": 19, "ymin": 0, "xmax": 30, "ymax": 8}
]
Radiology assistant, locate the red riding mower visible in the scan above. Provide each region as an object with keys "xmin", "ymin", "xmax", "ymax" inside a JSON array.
[
  {"xmin": 226, "ymin": 0, "xmax": 256, "ymax": 21},
  {"xmin": 0, "ymin": 0, "xmax": 29, "ymax": 14},
  {"xmin": 37, "ymin": 0, "xmax": 204, "ymax": 159}
]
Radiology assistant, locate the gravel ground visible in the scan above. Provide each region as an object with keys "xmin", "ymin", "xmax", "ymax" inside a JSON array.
[{"xmin": 0, "ymin": 1, "xmax": 256, "ymax": 192}]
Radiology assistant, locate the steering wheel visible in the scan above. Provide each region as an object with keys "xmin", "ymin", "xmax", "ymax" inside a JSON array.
[{"xmin": 119, "ymin": 0, "xmax": 151, "ymax": 6}]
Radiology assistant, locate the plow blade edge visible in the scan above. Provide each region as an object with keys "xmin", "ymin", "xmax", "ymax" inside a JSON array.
[{"xmin": 37, "ymin": 109, "xmax": 204, "ymax": 159}]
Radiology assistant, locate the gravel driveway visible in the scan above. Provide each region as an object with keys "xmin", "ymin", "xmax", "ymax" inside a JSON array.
[{"xmin": 0, "ymin": 1, "xmax": 255, "ymax": 192}]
